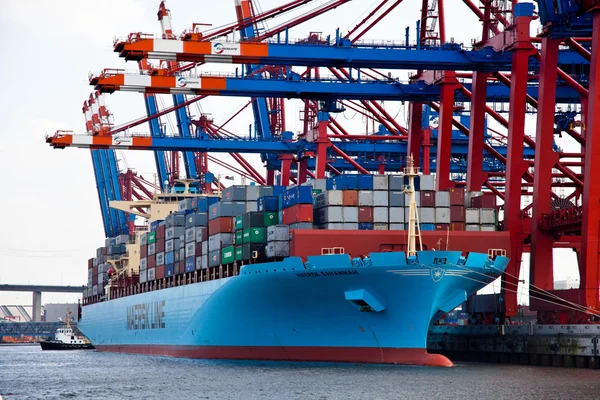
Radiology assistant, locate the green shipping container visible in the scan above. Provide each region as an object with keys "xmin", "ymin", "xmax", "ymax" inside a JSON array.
[
  {"xmin": 235, "ymin": 231, "xmax": 243, "ymax": 245},
  {"xmin": 235, "ymin": 215, "xmax": 243, "ymax": 231},
  {"xmin": 242, "ymin": 227, "xmax": 266, "ymax": 244},
  {"xmin": 263, "ymin": 212, "xmax": 279, "ymax": 227},
  {"xmin": 235, "ymin": 246, "xmax": 243, "ymax": 261},
  {"xmin": 221, "ymin": 246, "xmax": 235, "ymax": 264},
  {"xmin": 312, "ymin": 189, "xmax": 322, "ymax": 196},
  {"xmin": 148, "ymin": 232, "xmax": 157, "ymax": 244}
]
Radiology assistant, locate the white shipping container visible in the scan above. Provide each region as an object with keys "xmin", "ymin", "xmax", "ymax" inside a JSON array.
[
  {"xmin": 374, "ymin": 223, "xmax": 389, "ymax": 230},
  {"xmin": 342, "ymin": 223, "xmax": 359, "ymax": 230},
  {"xmin": 196, "ymin": 256, "xmax": 202, "ymax": 270},
  {"xmin": 265, "ymin": 241, "xmax": 290, "ymax": 258},
  {"xmin": 156, "ymin": 252, "xmax": 165, "ymax": 266},
  {"xmin": 139, "ymin": 269, "xmax": 147, "ymax": 283},
  {"xmin": 373, "ymin": 207, "xmax": 388, "ymax": 223},
  {"xmin": 185, "ymin": 227, "xmax": 196, "ymax": 243},
  {"xmin": 358, "ymin": 191, "xmax": 374, "ymax": 206},
  {"xmin": 246, "ymin": 186, "xmax": 260, "ymax": 201},
  {"xmin": 319, "ymin": 206, "xmax": 343, "ymax": 223},
  {"xmin": 373, "ymin": 174, "xmax": 388, "ymax": 191},
  {"xmin": 201, "ymin": 254, "xmax": 208, "ymax": 269},
  {"xmin": 420, "ymin": 175, "xmax": 436, "ymax": 191},
  {"xmin": 140, "ymin": 258, "xmax": 147, "ymax": 270},
  {"xmin": 267, "ymin": 225, "xmax": 290, "ymax": 241},
  {"xmin": 435, "ymin": 191, "xmax": 451, "ymax": 207},
  {"xmin": 319, "ymin": 223, "xmax": 344, "ymax": 230},
  {"xmin": 185, "ymin": 242, "xmax": 196, "ymax": 257},
  {"xmin": 92, "ymin": 286, "xmax": 98, "ymax": 296},
  {"xmin": 245, "ymin": 201, "xmax": 258, "ymax": 212},
  {"xmin": 147, "ymin": 267, "xmax": 156, "ymax": 281},
  {"xmin": 420, "ymin": 207, "xmax": 436, "ymax": 224},
  {"xmin": 148, "ymin": 242, "xmax": 156, "ymax": 256},
  {"xmin": 435, "ymin": 208, "xmax": 451, "ymax": 224},
  {"xmin": 389, "ymin": 207, "xmax": 405, "ymax": 223},
  {"xmin": 201, "ymin": 241, "xmax": 208, "ymax": 255},
  {"xmin": 315, "ymin": 190, "xmax": 343, "ymax": 208},
  {"xmin": 373, "ymin": 191, "xmax": 389, "ymax": 207},
  {"xmin": 480, "ymin": 208, "xmax": 496, "ymax": 224},
  {"xmin": 466, "ymin": 224, "xmax": 480, "ymax": 232},
  {"xmin": 342, "ymin": 207, "xmax": 358, "ymax": 223},
  {"xmin": 481, "ymin": 224, "xmax": 496, "ymax": 232},
  {"xmin": 390, "ymin": 223, "xmax": 405, "ymax": 230},
  {"xmin": 466, "ymin": 208, "xmax": 480, "ymax": 224}
]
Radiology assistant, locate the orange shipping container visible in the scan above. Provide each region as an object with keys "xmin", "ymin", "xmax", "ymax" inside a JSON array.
[
  {"xmin": 282, "ymin": 204, "xmax": 313, "ymax": 225},
  {"xmin": 209, "ymin": 217, "xmax": 234, "ymax": 234},
  {"xmin": 342, "ymin": 190, "xmax": 358, "ymax": 206}
]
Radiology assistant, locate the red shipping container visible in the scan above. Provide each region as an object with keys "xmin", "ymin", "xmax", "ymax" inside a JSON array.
[
  {"xmin": 451, "ymin": 222, "xmax": 465, "ymax": 231},
  {"xmin": 102, "ymin": 247, "xmax": 107, "ymax": 255},
  {"xmin": 420, "ymin": 191, "xmax": 436, "ymax": 207},
  {"xmin": 358, "ymin": 207, "xmax": 374, "ymax": 223},
  {"xmin": 449, "ymin": 188, "xmax": 465, "ymax": 206},
  {"xmin": 450, "ymin": 205, "xmax": 465, "ymax": 222},
  {"xmin": 140, "ymin": 244, "xmax": 147, "ymax": 258},
  {"xmin": 148, "ymin": 254, "xmax": 156, "ymax": 268},
  {"xmin": 92, "ymin": 266, "xmax": 98, "ymax": 276},
  {"xmin": 289, "ymin": 229, "xmax": 511, "ymax": 259},
  {"xmin": 471, "ymin": 193, "xmax": 497, "ymax": 208},
  {"xmin": 435, "ymin": 224, "xmax": 450, "ymax": 231},
  {"xmin": 155, "ymin": 265, "xmax": 165, "ymax": 279},
  {"xmin": 157, "ymin": 225, "xmax": 166, "ymax": 239},
  {"xmin": 209, "ymin": 217, "xmax": 234, "ymax": 234},
  {"xmin": 92, "ymin": 275, "xmax": 98, "ymax": 285},
  {"xmin": 156, "ymin": 238, "xmax": 165, "ymax": 253},
  {"xmin": 88, "ymin": 258, "xmax": 94, "ymax": 268},
  {"xmin": 196, "ymin": 242, "xmax": 203, "ymax": 255},
  {"xmin": 342, "ymin": 190, "xmax": 358, "ymax": 206},
  {"xmin": 282, "ymin": 204, "xmax": 313, "ymax": 224},
  {"xmin": 176, "ymin": 262, "xmax": 183, "ymax": 276}
]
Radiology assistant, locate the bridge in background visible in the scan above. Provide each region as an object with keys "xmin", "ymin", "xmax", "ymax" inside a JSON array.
[
  {"xmin": 0, "ymin": 285, "xmax": 84, "ymax": 322},
  {"xmin": 0, "ymin": 321, "xmax": 75, "ymax": 338}
]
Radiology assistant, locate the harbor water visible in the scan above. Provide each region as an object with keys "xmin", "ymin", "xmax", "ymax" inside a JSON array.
[{"xmin": 1, "ymin": 345, "xmax": 600, "ymax": 399}]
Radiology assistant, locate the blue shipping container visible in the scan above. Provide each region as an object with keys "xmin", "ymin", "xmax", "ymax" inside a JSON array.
[
  {"xmin": 197, "ymin": 196, "xmax": 220, "ymax": 212},
  {"xmin": 165, "ymin": 252, "xmax": 174, "ymax": 264},
  {"xmin": 272, "ymin": 186, "xmax": 286, "ymax": 196},
  {"xmin": 358, "ymin": 175, "xmax": 374, "ymax": 190},
  {"xmin": 185, "ymin": 257, "xmax": 195, "ymax": 273},
  {"xmin": 150, "ymin": 220, "xmax": 162, "ymax": 231},
  {"xmin": 258, "ymin": 196, "xmax": 279, "ymax": 212},
  {"xmin": 166, "ymin": 263, "xmax": 174, "ymax": 277},
  {"xmin": 421, "ymin": 223, "xmax": 436, "ymax": 231},
  {"xmin": 326, "ymin": 178, "xmax": 335, "ymax": 190},
  {"xmin": 282, "ymin": 186, "xmax": 313, "ymax": 208},
  {"xmin": 334, "ymin": 175, "xmax": 359, "ymax": 190},
  {"xmin": 358, "ymin": 222, "xmax": 374, "ymax": 230}
]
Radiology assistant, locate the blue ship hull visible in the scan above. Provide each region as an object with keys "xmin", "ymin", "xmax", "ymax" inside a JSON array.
[{"xmin": 79, "ymin": 251, "xmax": 508, "ymax": 366}]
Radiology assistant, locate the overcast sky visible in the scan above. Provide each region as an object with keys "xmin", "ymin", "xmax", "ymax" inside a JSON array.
[{"xmin": 0, "ymin": 0, "xmax": 580, "ymax": 308}]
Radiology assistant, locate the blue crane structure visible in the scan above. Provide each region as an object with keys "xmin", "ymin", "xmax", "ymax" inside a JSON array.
[{"xmin": 83, "ymin": 93, "xmax": 128, "ymax": 237}]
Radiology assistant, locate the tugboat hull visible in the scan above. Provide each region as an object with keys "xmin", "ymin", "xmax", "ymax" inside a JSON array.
[{"xmin": 40, "ymin": 341, "xmax": 95, "ymax": 350}]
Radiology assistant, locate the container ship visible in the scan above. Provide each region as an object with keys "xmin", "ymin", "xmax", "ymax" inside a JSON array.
[{"xmin": 80, "ymin": 159, "xmax": 509, "ymax": 366}]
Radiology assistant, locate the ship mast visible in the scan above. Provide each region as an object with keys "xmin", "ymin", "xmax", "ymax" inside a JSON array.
[{"xmin": 403, "ymin": 155, "xmax": 423, "ymax": 257}]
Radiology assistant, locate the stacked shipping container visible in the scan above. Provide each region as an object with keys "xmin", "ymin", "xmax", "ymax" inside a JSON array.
[{"xmin": 85, "ymin": 174, "xmax": 500, "ymax": 301}]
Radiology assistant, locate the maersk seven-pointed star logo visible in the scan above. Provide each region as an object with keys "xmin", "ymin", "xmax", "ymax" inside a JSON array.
[{"xmin": 431, "ymin": 268, "xmax": 445, "ymax": 282}]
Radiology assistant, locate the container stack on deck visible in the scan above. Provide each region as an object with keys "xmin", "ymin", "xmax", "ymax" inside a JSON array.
[{"xmin": 84, "ymin": 174, "xmax": 500, "ymax": 302}]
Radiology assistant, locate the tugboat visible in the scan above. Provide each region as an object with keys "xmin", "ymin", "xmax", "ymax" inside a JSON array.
[{"xmin": 40, "ymin": 313, "xmax": 94, "ymax": 350}]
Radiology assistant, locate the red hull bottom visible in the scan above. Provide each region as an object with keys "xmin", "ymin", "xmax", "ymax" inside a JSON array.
[{"xmin": 96, "ymin": 345, "xmax": 453, "ymax": 367}]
